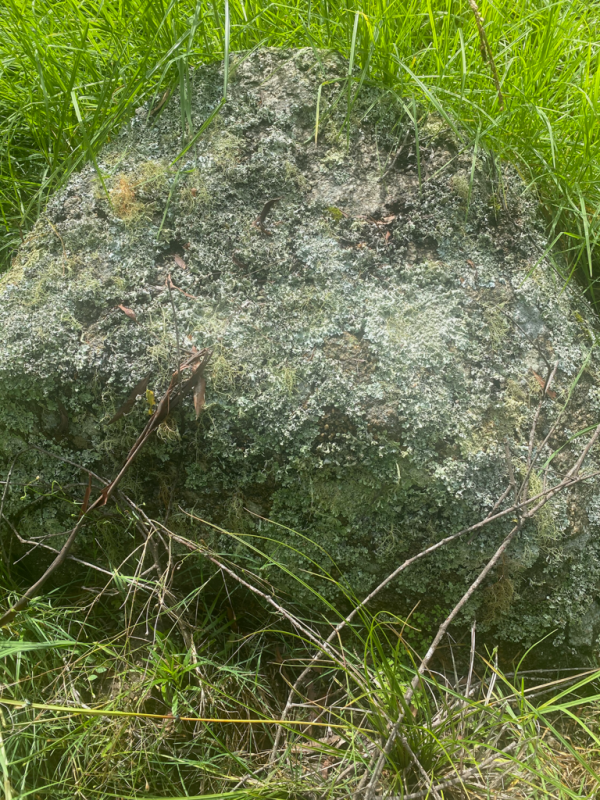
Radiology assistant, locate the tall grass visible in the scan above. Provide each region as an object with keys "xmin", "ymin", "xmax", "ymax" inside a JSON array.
[
  {"xmin": 1, "ymin": 0, "xmax": 600, "ymax": 299},
  {"xmin": 1, "ymin": 528, "xmax": 599, "ymax": 799}
]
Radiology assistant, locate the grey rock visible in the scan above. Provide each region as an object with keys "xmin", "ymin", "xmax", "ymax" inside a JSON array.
[{"xmin": 2, "ymin": 48, "xmax": 600, "ymax": 648}]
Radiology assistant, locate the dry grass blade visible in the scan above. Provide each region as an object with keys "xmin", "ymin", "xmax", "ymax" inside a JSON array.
[
  {"xmin": 467, "ymin": 0, "xmax": 504, "ymax": 110},
  {"xmin": 194, "ymin": 375, "xmax": 206, "ymax": 418}
]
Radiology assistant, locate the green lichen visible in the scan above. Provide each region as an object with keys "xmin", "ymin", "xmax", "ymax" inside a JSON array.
[{"xmin": 1, "ymin": 49, "xmax": 600, "ymax": 651}]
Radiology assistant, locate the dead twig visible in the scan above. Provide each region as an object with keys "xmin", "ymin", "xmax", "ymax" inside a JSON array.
[{"xmin": 363, "ymin": 420, "xmax": 600, "ymax": 799}]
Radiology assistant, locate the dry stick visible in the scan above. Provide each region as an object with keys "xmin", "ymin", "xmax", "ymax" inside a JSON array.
[
  {"xmin": 158, "ymin": 520, "xmax": 360, "ymax": 679},
  {"xmin": 267, "ymin": 467, "xmax": 532, "ymax": 759},
  {"xmin": 5, "ymin": 519, "xmax": 112, "ymax": 578},
  {"xmin": 363, "ymin": 426, "xmax": 600, "ymax": 798},
  {"xmin": 269, "ymin": 459, "xmax": 600, "ymax": 761},
  {"xmin": 100, "ymin": 350, "xmax": 211, "ymax": 507},
  {"xmin": 400, "ymin": 735, "xmax": 443, "ymax": 800},
  {"xmin": 362, "ymin": 519, "xmax": 524, "ymax": 799},
  {"xmin": 468, "ymin": 0, "xmax": 504, "ymax": 110},
  {"xmin": 0, "ymin": 352, "xmax": 211, "ymax": 627},
  {"xmin": 0, "ymin": 493, "xmax": 106, "ymax": 626},
  {"xmin": 460, "ymin": 619, "xmax": 477, "ymax": 738}
]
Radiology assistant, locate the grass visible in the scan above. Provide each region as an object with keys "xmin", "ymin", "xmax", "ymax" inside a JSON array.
[
  {"xmin": 1, "ymin": 0, "xmax": 600, "ymax": 299},
  {"xmin": 1, "ymin": 525, "xmax": 599, "ymax": 799}
]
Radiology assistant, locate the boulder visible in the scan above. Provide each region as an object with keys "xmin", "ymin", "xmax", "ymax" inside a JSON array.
[{"xmin": 2, "ymin": 48, "xmax": 600, "ymax": 650}]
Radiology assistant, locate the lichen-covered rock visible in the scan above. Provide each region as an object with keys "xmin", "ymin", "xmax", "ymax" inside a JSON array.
[{"xmin": 2, "ymin": 48, "xmax": 600, "ymax": 650}]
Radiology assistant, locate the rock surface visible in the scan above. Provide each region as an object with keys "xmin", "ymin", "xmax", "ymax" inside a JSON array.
[{"xmin": 2, "ymin": 48, "xmax": 600, "ymax": 650}]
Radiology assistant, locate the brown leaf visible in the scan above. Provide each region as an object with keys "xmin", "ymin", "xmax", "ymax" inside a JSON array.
[
  {"xmin": 150, "ymin": 86, "xmax": 172, "ymax": 117},
  {"xmin": 255, "ymin": 197, "xmax": 282, "ymax": 230},
  {"xmin": 193, "ymin": 375, "xmax": 206, "ymax": 419},
  {"xmin": 118, "ymin": 304, "xmax": 137, "ymax": 322},
  {"xmin": 466, "ymin": 259, "xmax": 475, "ymax": 268},
  {"xmin": 108, "ymin": 374, "xmax": 151, "ymax": 424},
  {"xmin": 532, "ymin": 370, "xmax": 557, "ymax": 399},
  {"xmin": 173, "ymin": 254, "xmax": 186, "ymax": 269},
  {"xmin": 78, "ymin": 475, "xmax": 92, "ymax": 518}
]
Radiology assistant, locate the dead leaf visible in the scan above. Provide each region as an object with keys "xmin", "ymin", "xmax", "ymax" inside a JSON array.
[
  {"xmin": 255, "ymin": 197, "xmax": 282, "ymax": 231},
  {"xmin": 531, "ymin": 370, "xmax": 557, "ymax": 399},
  {"xmin": 193, "ymin": 375, "xmax": 206, "ymax": 419},
  {"xmin": 466, "ymin": 259, "xmax": 475, "ymax": 268},
  {"xmin": 150, "ymin": 86, "xmax": 172, "ymax": 117},
  {"xmin": 108, "ymin": 374, "xmax": 151, "ymax": 424},
  {"xmin": 118, "ymin": 304, "xmax": 137, "ymax": 322},
  {"xmin": 173, "ymin": 255, "xmax": 186, "ymax": 269},
  {"xmin": 385, "ymin": 231, "xmax": 392, "ymax": 243},
  {"xmin": 79, "ymin": 475, "xmax": 92, "ymax": 518}
]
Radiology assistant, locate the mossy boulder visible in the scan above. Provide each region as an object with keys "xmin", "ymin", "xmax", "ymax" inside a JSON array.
[{"xmin": 2, "ymin": 49, "xmax": 600, "ymax": 651}]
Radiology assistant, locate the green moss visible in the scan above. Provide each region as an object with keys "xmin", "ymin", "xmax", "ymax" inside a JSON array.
[{"xmin": 327, "ymin": 206, "xmax": 345, "ymax": 222}]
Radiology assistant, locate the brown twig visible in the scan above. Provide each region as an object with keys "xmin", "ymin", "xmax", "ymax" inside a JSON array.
[
  {"xmin": 159, "ymin": 516, "xmax": 366, "ymax": 684},
  {"xmin": 254, "ymin": 197, "xmax": 282, "ymax": 234},
  {"xmin": 363, "ymin": 420, "xmax": 600, "ymax": 798}
]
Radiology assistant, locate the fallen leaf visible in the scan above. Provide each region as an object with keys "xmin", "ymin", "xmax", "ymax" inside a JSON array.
[
  {"xmin": 255, "ymin": 197, "xmax": 282, "ymax": 231},
  {"xmin": 150, "ymin": 87, "xmax": 172, "ymax": 117},
  {"xmin": 118, "ymin": 304, "xmax": 137, "ymax": 322},
  {"xmin": 531, "ymin": 370, "xmax": 557, "ymax": 399},
  {"xmin": 108, "ymin": 374, "xmax": 151, "ymax": 424},
  {"xmin": 385, "ymin": 231, "xmax": 392, "ymax": 243},
  {"xmin": 193, "ymin": 375, "xmax": 206, "ymax": 419},
  {"xmin": 173, "ymin": 254, "xmax": 186, "ymax": 269},
  {"xmin": 78, "ymin": 474, "xmax": 92, "ymax": 518},
  {"xmin": 466, "ymin": 259, "xmax": 475, "ymax": 268},
  {"xmin": 191, "ymin": 188, "xmax": 198, "ymax": 197}
]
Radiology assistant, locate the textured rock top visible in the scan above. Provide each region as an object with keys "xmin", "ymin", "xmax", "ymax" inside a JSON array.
[{"xmin": 2, "ymin": 48, "xmax": 600, "ymax": 650}]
